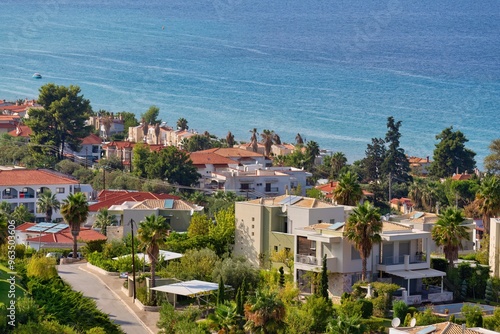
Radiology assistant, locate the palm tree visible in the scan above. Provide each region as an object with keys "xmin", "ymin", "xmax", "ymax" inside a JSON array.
[
  {"xmin": 326, "ymin": 313, "xmax": 366, "ymax": 334},
  {"xmin": 408, "ymin": 177, "xmax": 426, "ymax": 210},
  {"xmin": 250, "ymin": 128, "xmax": 258, "ymax": 153},
  {"xmin": 208, "ymin": 302, "xmax": 239, "ymax": 333},
  {"xmin": 343, "ymin": 201, "xmax": 382, "ymax": 282},
  {"xmin": 137, "ymin": 214, "xmax": 170, "ymax": 292},
  {"xmin": 305, "ymin": 141, "xmax": 320, "ymax": 170},
  {"xmin": 422, "ymin": 181, "xmax": 441, "ymax": 212},
  {"xmin": 260, "ymin": 130, "xmax": 274, "ymax": 157},
  {"xmin": 273, "ymin": 133, "xmax": 281, "ymax": 145},
  {"xmin": 0, "ymin": 201, "xmax": 13, "ymax": 221},
  {"xmin": 60, "ymin": 193, "xmax": 89, "ymax": 258},
  {"xmin": 93, "ymin": 208, "xmax": 118, "ymax": 236},
  {"xmin": 333, "ymin": 171, "xmax": 363, "ymax": 206},
  {"xmin": 11, "ymin": 204, "xmax": 35, "ymax": 225},
  {"xmin": 431, "ymin": 207, "xmax": 470, "ymax": 267},
  {"xmin": 330, "ymin": 151, "xmax": 347, "ymax": 180},
  {"xmin": 244, "ymin": 289, "xmax": 286, "ymax": 334},
  {"xmin": 177, "ymin": 117, "xmax": 188, "ymax": 130},
  {"xmin": 295, "ymin": 133, "xmax": 304, "ymax": 145},
  {"xmin": 226, "ymin": 131, "xmax": 235, "ymax": 147},
  {"xmin": 36, "ymin": 190, "xmax": 60, "ymax": 223},
  {"xmin": 475, "ymin": 175, "xmax": 500, "ymax": 235}
]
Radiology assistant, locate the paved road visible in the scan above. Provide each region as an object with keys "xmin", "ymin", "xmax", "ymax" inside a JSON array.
[{"xmin": 58, "ymin": 263, "xmax": 151, "ymax": 334}]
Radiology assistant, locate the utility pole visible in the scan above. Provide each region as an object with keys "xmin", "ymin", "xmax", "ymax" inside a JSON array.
[
  {"xmin": 130, "ymin": 219, "xmax": 136, "ymax": 300},
  {"xmin": 388, "ymin": 172, "xmax": 392, "ymax": 203}
]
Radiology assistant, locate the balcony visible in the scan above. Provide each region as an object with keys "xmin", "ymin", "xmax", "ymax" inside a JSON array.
[
  {"xmin": 295, "ymin": 254, "xmax": 337, "ymax": 272},
  {"xmin": 376, "ymin": 253, "xmax": 427, "ymax": 271},
  {"xmin": 264, "ymin": 187, "xmax": 279, "ymax": 193}
]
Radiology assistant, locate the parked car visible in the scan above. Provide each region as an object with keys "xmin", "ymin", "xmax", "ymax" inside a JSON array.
[
  {"xmin": 67, "ymin": 252, "xmax": 83, "ymax": 259},
  {"xmin": 46, "ymin": 252, "xmax": 64, "ymax": 264},
  {"xmin": 119, "ymin": 272, "xmax": 128, "ymax": 279}
]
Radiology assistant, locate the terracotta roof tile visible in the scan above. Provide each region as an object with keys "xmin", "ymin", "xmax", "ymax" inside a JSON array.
[
  {"xmin": 81, "ymin": 133, "xmax": 102, "ymax": 145},
  {"xmin": 0, "ymin": 169, "xmax": 79, "ymax": 186},
  {"xmin": 189, "ymin": 151, "xmax": 239, "ymax": 166},
  {"xmin": 89, "ymin": 190, "xmax": 179, "ymax": 212},
  {"xmin": 25, "ymin": 227, "xmax": 106, "ymax": 243},
  {"xmin": 8, "ymin": 125, "xmax": 32, "ymax": 137}
]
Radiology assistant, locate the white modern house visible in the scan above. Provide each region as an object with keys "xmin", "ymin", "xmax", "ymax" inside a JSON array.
[{"xmin": 0, "ymin": 169, "xmax": 93, "ymax": 222}]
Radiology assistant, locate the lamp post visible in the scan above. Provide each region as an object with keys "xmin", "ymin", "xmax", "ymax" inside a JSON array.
[{"xmin": 130, "ymin": 219, "xmax": 137, "ymax": 300}]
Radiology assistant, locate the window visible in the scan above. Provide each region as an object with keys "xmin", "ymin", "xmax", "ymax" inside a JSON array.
[
  {"xmin": 351, "ymin": 245, "xmax": 361, "ymax": 260},
  {"xmin": 285, "ymin": 247, "xmax": 291, "ymax": 253},
  {"xmin": 56, "ymin": 188, "xmax": 65, "ymax": 193},
  {"xmin": 251, "ymin": 232, "xmax": 254, "ymax": 236},
  {"xmin": 252, "ymin": 217, "xmax": 255, "ymax": 221},
  {"xmin": 330, "ymin": 219, "xmax": 335, "ymax": 224},
  {"xmin": 274, "ymin": 246, "xmax": 278, "ymax": 252},
  {"xmin": 92, "ymin": 145, "xmax": 99, "ymax": 153},
  {"xmin": 265, "ymin": 183, "xmax": 271, "ymax": 192},
  {"xmin": 310, "ymin": 241, "xmax": 316, "ymax": 250},
  {"xmin": 251, "ymin": 225, "xmax": 254, "ymax": 229}
]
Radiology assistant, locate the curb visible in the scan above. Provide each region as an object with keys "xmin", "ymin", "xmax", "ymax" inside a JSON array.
[{"xmin": 78, "ymin": 265, "xmax": 157, "ymax": 334}]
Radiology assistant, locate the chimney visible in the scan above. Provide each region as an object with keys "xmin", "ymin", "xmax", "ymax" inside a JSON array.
[{"xmin": 426, "ymin": 156, "xmax": 429, "ymax": 163}]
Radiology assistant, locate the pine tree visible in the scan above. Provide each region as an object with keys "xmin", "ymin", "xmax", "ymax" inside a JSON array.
[
  {"xmin": 485, "ymin": 279, "xmax": 495, "ymax": 304},
  {"xmin": 320, "ymin": 255, "xmax": 329, "ymax": 299}
]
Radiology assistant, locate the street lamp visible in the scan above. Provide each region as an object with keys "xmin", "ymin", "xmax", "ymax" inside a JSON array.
[{"xmin": 129, "ymin": 219, "xmax": 137, "ymax": 300}]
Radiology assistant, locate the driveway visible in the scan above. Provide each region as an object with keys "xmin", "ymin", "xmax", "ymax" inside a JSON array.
[{"xmin": 58, "ymin": 263, "xmax": 152, "ymax": 334}]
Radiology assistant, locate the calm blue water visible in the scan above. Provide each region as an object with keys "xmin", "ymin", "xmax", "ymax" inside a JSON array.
[{"xmin": 1, "ymin": 0, "xmax": 499, "ymax": 169}]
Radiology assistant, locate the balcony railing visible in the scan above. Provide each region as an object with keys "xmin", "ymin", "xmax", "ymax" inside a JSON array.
[
  {"xmin": 264, "ymin": 187, "xmax": 279, "ymax": 193},
  {"xmin": 296, "ymin": 254, "xmax": 319, "ymax": 266},
  {"xmin": 376, "ymin": 254, "xmax": 426, "ymax": 265}
]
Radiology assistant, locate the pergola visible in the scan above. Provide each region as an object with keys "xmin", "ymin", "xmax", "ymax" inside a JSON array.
[
  {"xmin": 112, "ymin": 250, "xmax": 183, "ymax": 264},
  {"xmin": 150, "ymin": 280, "xmax": 226, "ymax": 308},
  {"xmin": 389, "ymin": 268, "xmax": 446, "ymax": 295}
]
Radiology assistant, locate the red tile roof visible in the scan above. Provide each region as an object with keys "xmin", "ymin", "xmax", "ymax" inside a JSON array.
[
  {"xmin": 8, "ymin": 125, "xmax": 32, "ymax": 137},
  {"xmin": 89, "ymin": 190, "xmax": 179, "ymax": 212},
  {"xmin": 15, "ymin": 222, "xmax": 36, "ymax": 232},
  {"xmin": 196, "ymin": 147, "xmax": 264, "ymax": 158},
  {"xmin": 81, "ymin": 133, "xmax": 102, "ymax": 145},
  {"xmin": 189, "ymin": 151, "xmax": 238, "ymax": 166},
  {"xmin": 316, "ymin": 181, "xmax": 373, "ymax": 197},
  {"xmin": 0, "ymin": 169, "xmax": 79, "ymax": 186},
  {"xmin": 452, "ymin": 173, "xmax": 472, "ymax": 181},
  {"xmin": 25, "ymin": 227, "xmax": 106, "ymax": 243}
]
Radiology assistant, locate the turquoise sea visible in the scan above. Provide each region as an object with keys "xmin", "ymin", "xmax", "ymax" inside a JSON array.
[{"xmin": 1, "ymin": 0, "xmax": 499, "ymax": 168}]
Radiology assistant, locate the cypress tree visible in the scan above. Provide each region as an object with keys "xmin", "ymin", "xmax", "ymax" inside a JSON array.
[
  {"xmin": 279, "ymin": 266, "xmax": 285, "ymax": 288},
  {"xmin": 217, "ymin": 277, "xmax": 225, "ymax": 305},
  {"xmin": 320, "ymin": 254, "xmax": 329, "ymax": 299}
]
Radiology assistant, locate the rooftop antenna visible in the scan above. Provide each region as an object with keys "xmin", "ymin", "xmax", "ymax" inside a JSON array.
[
  {"xmin": 391, "ymin": 318, "xmax": 400, "ymax": 328},
  {"xmin": 410, "ymin": 318, "xmax": 416, "ymax": 328}
]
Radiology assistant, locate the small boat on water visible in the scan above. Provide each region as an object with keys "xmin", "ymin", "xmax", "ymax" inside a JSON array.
[{"xmin": 32, "ymin": 73, "xmax": 42, "ymax": 79}]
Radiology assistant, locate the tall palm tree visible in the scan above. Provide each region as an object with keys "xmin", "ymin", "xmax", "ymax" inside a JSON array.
[
  {"xmin": 260, "ymin": 130, "xmax": 274, "ymax": 157},
  {"xmin": 36, "ymin": 190, "xmax": 60, "ymax": 223},
  {"xmin": 93, "ymin": 208, "xmax": 118, "ymax": 236},
  {"xmin": 226, "ymin": 131, "xmax": 235, "ymax": 147},
  {"xmin": 330, "ymin": 151, "xmax": 347, "ymax": 180},
  {"xmin": 249, "ymin": 128, "xmax": 258, "ymax": 153},
  {"xmin": 295, "ymin": 133, "xmax": 304, "ymax": 145},
  {"xmin": 305, "ymin": 141, "xmax": 320, "ymax": 171},
  {"xmin": 431, "ymin": 207, "xmax": 470, "ymax": 267},
  {"xmin": 244, "ymin": 289, "xmax": 286, "ymax": 334},
  {"xmin": 333, "ymin": 171, "xmax": 363, "ymax": 206},
  {"xmin": 137, "ymin": 214, "xmax": 170, "ymax": 291},
  {"xmin": 60, "ymin": 192, "xmax": 89, "ymax": 258},
  {"xmin": 422, "ymin": 181, "xmax": 441, "ymax": 212},
  {"xmin": 344, "ymin": 201, "xmax": 382, "ymax": 282},
  {"xmin": 475, "ymin": 175, "xmax": 500, "ymax": 235},
  {"xmin": 408, "ymin": 177, "xmax": 426, "ymax": 210}
]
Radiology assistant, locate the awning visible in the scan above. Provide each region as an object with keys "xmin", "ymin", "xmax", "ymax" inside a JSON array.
[
  {"xmin": 389, "ymin": 269, "xmax": 446, "ymax": 280},
  {"xmin": 150, "ymin": 280, "xmax": 220, "ymax": 297}
]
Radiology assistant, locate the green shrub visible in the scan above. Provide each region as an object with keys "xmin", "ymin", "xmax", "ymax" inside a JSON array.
[
  {"xmin": 462, "ymin": 304, "xmax": 483, "ymax": 328},
  {"xmin": 393, "ymin": 300, "xmax": 408, "ymax": 320},
  {"xmin": 12, "ymin": 320, "xmax": 78, "ymax": 334},
  {"xmin": 340, "ymin": 299, "xmax": 373, "ymax": 319},
  {"xmin": 407, "ymin": 306, "xmax": 418, "ymax": 316},
  {"xmin": 87, "ymin": 252, "xmax": 118, "ymax": 272},
  {"xmin": 15, "ymin": 297, "xmax": 42, "ymax": 325}
]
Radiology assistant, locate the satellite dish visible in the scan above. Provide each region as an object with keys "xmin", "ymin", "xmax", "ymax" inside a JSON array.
[
  {"xmin": 410, "ymin": 318, "xmax": 416, "ymax": 328},
  {"xmin": 391, "ymin": 318, "xmax": 401, "ymax": 328},
  {"xmin": 282, "ymin": 204, "xmax": 287, "ymax": 213}
]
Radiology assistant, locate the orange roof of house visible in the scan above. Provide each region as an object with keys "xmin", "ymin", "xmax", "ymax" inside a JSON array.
[
  {"xmin": 15, "ymin": 222, "xmax": 36, "ymax": 232},
  {"xmin": 189, "ymin": 151, "xmax": 238, "ymax": 166},
  {"xmin": 390, "ymin": 197, "xmax": 414, "ymax": 207},
  {"xmin": 81, "ymin": 133, "xmax": 102, "ymax": 145},
  {"xmin": 25, "ymin": 227, "xmax": 106, "ymax": 243},
  {"xmin": 0, "ymin": 169, "xmax": 79, "ymax": 186},
  {"xmin": 407, "ymin": 156, "xmax": 431, "ymax": 164},
  {"xmin": 8, "ymin": 125, "xmax": 32, "ymax": 137},
  {"xmin": 316, "ymin": 181, "xmax": 373, "ymax": 197},
  {"xmin": 89, "ymin": 190, "xmax": 179, "ymax": 212},
  {"xmin": 198, "ymin": 147, "xmax": 264, "ymax": 158},
  {"xmin": 452, "ymin": 173, "xmax": 472, "ymax": 181},
  {"xmin": 102, "ymin": 141, "xmax": 135, "ymax": 149}
]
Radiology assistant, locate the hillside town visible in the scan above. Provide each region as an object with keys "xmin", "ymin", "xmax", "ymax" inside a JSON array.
[{"xmin": 1, "ymin": 85, "xmax": 500, "ymax": 333}]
